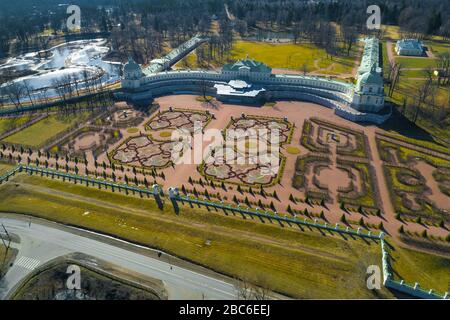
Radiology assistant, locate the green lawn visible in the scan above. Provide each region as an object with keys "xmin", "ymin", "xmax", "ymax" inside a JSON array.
[
  {"xmin": 227, "ymin": 41, "xmax": 358, "ymax": 75},
  {"xmin": 0, "ymin": 162, "xmax": 15, "ymax": 176},
  {"xmin": 395, "ymin": 57, "xmax": 438, "ymax": 69},
  {"xmin": 379, "ymin": 133, "xmax": 450, "ymax": 156},
  {"xmin": 3, "ymin": 113, "xmax": 90, "ymax": 147},
  {"xmin": 381, "ymin": 25, "xmax": 401, "ymax": 40},
  {"xmin": 0, "ymin": 115, "xmax": 33, "ymax": 136},
  {"xmin": 401, "ymin": 70, "xmax": 429, "ymax": 78},
  {"xmin": 381, "ymin": 42, "xmax": 390, "ymax": 77},
  {"xmin": 0, "ymin": 173, "xmax": 393, "ymax": 299},
  {"xmin": 426, "ymin": 41, "xmax": 450, "ymax": 56},
  {"xmin": 390, "ymin": 246, "xmax": 450, "ymax": 294}
]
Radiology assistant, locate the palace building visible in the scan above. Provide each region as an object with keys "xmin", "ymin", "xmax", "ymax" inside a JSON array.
[
  {"xmin": 118, "ymin": 37, "xmax": 390, "ymax": 124},
  {"xmin": 395, "ymin": 39, "xmax": 424, "ymax": 56}
]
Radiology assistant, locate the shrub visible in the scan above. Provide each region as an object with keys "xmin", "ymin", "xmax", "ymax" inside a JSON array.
[
  {"xmin": 320, "ymin": 211, "xmax": 325, "ymax": 220},
  {"xmin": 359, "ymin": 218, "xmax": 365, "ymax": 226},
  {"xmin": 270, "ymin": 201, "xmax": 275, "ymax": 211}
]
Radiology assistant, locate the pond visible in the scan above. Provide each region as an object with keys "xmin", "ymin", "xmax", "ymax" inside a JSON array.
[{"xmin": 0, "ymin": 39, "xmax": 121, "ymax": 103}]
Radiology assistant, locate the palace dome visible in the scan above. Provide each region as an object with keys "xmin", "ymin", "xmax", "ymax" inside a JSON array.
[
  {"xmin": 123, "ymin": 57, "xmax": 142, "ymax": 74},
  {"xmin": 356, "ymin": 64, "xmax": 383, "ymax": 91}
]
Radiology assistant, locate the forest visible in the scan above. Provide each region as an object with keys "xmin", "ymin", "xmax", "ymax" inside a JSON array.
[{"xmin": 1, "ymin": 0, "xmax": 449, "ymax": 61}]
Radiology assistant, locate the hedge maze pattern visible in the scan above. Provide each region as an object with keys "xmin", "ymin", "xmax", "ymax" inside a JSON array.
[
  {"xmin": 294, "ymin": 118, "xmax": 378, "ymax": 210},
  {"xmin": 377, "ymin": 136, "xmax": 450, "ymax": 224}
]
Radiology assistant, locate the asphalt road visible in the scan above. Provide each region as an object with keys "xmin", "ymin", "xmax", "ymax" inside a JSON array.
[{"xmin": 0, "ymin": 216, "xmax": 237, "ymax": 300}]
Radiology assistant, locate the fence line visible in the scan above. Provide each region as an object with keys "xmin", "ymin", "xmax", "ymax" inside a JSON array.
[
  {"xmin": 172, "ymin": 192, "xmax": 383, "ymax": 240},
  {"xmin": 380, "ymin": 239, "xmax": 448, "ymax": 299}
]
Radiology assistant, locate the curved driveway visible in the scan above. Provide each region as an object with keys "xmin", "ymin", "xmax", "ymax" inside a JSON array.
[{"xmin": 0, "ymin": 215, "xmax": 237, "ymax": 300}]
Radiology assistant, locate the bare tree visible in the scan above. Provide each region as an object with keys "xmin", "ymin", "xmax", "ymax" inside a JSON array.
[
  {"xmin": 0, "ymin": 224, "xmax": 12, "ymax": 277},
  {"xmin": 301, "ymin": 63, "xmax": 309, "ymax": 75},
  {"xmin": 4, "ymin": 82, "xmax": 25, "ymax": 109},
  {"xmin": 233, "ymin": 276, "xmax": 270, "ymax": 300},
  {"xmin": 23, "ymin": 81, "xmax": 35, "ymax": 107},
  {"xmin": 341, "ymin": 24, "xmax": 357, "ymax": 56},
  {"xmin": 436, "ymin": 52, "xmax": 450, "ymax": 85}
]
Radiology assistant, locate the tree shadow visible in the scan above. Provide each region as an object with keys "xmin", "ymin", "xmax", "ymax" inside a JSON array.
[{"xmin": 377, "ymin": 108, "xmax": 438, "ymax": 144}]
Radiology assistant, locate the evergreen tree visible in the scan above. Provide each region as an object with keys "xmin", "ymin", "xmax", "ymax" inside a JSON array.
[
  {"xmin": 270, "ymin": 201, "xmax": 275, "ymax": 211},
  {"xmin": 359, "ymin": 217, "xmax": 365, "ymax": 226}
]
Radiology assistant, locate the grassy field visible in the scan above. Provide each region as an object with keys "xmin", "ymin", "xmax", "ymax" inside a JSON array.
[
  {"xmin": 228, "ymin": 41, "xmax": 358, "ymax": 75},
  {"xmin": 400, "ymin": 70, "xmax": 429, "ymax": 79},
  {"xmin": 0, "ymin": 173, "xmax": 394, "ymax": 299},
  {"xmin": 0, "ymin": 115, "xmax": 33, "ymax": 136},
  {"xmin": 395, "ymin": 57, "xmax": 438, "ymax": 69},
  {"xmin": 0, "ymin": 162, "xmax": 15, "ymax": 176},
  {"xmin": 381, "ymin": 25, "xmax": 445, "ymax": 43},
  {"xmin": 183, "ymin": 40, "xmax": 359, "ymax": 75},
  {"xmin": 390, "ymin": 246, "xmax": 450, "ymax": 294},
  {"xmin": 381, "ymin": 25, "xmax": 401, "ymax": 40},
  {"xmin": 2, "ymin": 112, "xmax": 91, "ymax": 147},
  {"xmin": 381, "ymin": 42, "xmax": 390, "ymax": 77},
  {"xmin": 177, "ymin": 51, "xmax": 199, "ymax": 69},
  {"xmin": 379, "ymin": 132, "xmax": 450, "ymax": 156},
  {"xmin": 386, "ymin": 79, "xmax": 450, "ymax": 145}
]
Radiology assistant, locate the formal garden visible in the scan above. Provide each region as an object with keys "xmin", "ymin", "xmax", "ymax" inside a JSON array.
[
  {"xmin": 198, "ymin": 114, "xmax": 294, "ymax": 187},
  {"xmin": 300, "ymin": 117, "xmax": 368, "ymax": 158},
  {"xmin": 109, "ymin": 135, "xmax": 179, "ymax": 169},
  {"xmin": 294, "ymin": 118, "xmax": 379, "ymax": 213},
  {"xmin": 145, "ymin": 108, "xmax": 213, "ymax": 135},
  {"xmin": 377, "ymin": 135, "xmax": 450, "ymax": 226}
]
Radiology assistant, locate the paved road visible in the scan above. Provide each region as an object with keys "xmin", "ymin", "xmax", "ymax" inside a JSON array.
[{"xmin": 0, "ymin": 216, "xmax": 237, "ymax": 300}]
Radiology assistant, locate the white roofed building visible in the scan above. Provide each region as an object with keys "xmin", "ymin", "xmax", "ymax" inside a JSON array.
[{"xmin": 395, "ymin": 39, "xmax": 424, "ymax": 56}]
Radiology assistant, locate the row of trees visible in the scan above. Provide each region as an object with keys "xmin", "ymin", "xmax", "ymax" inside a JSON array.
[
  {"xmin": 386, "ymin": 57, "xmax": 450, "ymax": 129},
  {"xmin": 0, "ymin": 68, "xmax": 110, "ymax": 110}
]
